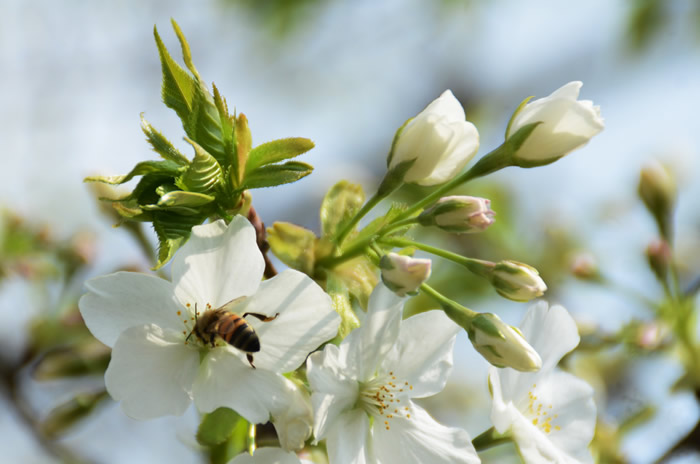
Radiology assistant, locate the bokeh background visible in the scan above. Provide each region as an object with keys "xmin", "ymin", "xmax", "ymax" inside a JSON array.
[{"xmin": 2, "ymin": 0, "xmax": 700, "ymax": 462}]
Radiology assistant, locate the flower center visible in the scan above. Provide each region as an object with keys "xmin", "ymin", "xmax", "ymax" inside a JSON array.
[
  {"xmin": 524, "ymin": 383, "xmax": 560, "ymax": 434},
  {"xmin": 359, "ymin": 371, "xmax": 414, "ymax": 430},
  {"xmin": 177, "ymin": 302, "xmax": 212, "ymax": 347}
]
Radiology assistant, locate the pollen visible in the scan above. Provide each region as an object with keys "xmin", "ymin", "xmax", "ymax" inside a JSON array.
[
  {"xmin": 525, "ymin": 385, "xmax": 559, "ymax": 435},
  {"xmin": 359, "ymin": 371, "xmax": 415, "ymax": 429},
  {"xmin": 177, "ymin": 310, "xmax": 182, "ymax": 316}
]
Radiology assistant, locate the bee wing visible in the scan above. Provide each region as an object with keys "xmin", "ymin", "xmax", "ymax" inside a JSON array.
[{"xmin": 216, "ymin": 295, "xmax": 247, "ymax": 312}]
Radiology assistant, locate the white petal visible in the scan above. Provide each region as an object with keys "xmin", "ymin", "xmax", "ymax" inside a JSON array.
[
  {"xmin": 488, "ymin": 366, "xmax": 522, "ymax": 434},
  {"xmin": 344, "ymin": 284, "xmax": 404, "ymax": 382},
  {"xmin": 171, "ymin": 217, "xmax": 264, "ymax": 308},
  {"xmin": 520, "ymin": 302, "xmax": 580, "ymax": 372},
  {"xmin": 373, "ymin": 403, "xmax": 479, "ymax": 464},
  {"xmin": 416, "ymin": 121, "xmax": 479, "ymax": 186},
  {"xmin": 548, "ymin": 81, "xmax": 582, "ymax": 100},
  {"xmin": 325, "ymin": 409, "xmax": 372, "ymax": 464},
  {"xmin": 192, "ymin": 347, "xmax": 295, "ymax": 424},
  {"xmin": 80, "ymin": 272, "xmax": 185, "ymax": 347},
  {"xmin": 105, "ymin": 324, "xmax": 199, "ymax": 419},
  {"xmin": 237, "ymin": 270, "xmax": 339, "ymax": 373},
  {"xmin": 424, "ymin": 90, "xmax": 466, "ymax": 122},
  {"xmin": 230, "ymin": 448, "xmax": 302, "ymax": 464},
  {"xmin": 271, "ymin": 381, "xmax": 314, "ymax": 452},
  {"xmin": 307, "ymin": 347, "xmax": 359, "ymax": 440},
  {"xmin": 387, "ymin": 310, "xmax": 460, "ymax": 398}
]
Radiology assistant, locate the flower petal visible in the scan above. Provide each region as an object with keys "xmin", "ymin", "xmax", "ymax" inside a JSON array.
[
  {"xmin": 519, "ymin": 302, "xmax": 580, "ymax": 373},
  {"xmin": 387, "ymin": 310, "xmax": 460, "ymax": 398},
  {"xmin": 417, "ymin": 120, "xmax": 479, "ymax": 186},
  {"xmin": 171, "ymin": 217, "xmax": 264, "ymax": 308},
  {"xmin": 236, "ymin": 270, "xmax": 339, "ymax": 373},
  {"xmin": 231, "ymin": 448, "xmax": 303, "ymax": 464},
  {"xmin": 325, "ymin": 409, "xmax": 372, "ymax": 464},
  {"xmin": 192, "ymin": 346, "xmax": 295, "ymax": 424},
  {"xmin": 344, "ymin": 284, "xmax": 404, "ymax": 382},
  {"xmin": 79, "ymin": 272, "xmax": 185, "ymax": 347},
  {"xmin": 307, "ymin": 346, "xmax": 359, "ymax": 440},
  {"xmin": 373, "ymin": 403, "xmax": 479, "ymax": 464},
  {"xmin": 105, "ymin": 324, "xmax": 199, "ymax": 419}
]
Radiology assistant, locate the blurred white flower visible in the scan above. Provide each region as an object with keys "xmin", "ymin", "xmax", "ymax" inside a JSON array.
[
  {"xmin": 230, "ymin": 447, "xmax": 311, "ymax": 464},
  {"xmin": 489, "ymin": 301, "xmax": 596, "ymax": 463},
  {"xmin": 389, "ymin": 90, "xmax": 480, "ymax": 186},
  {"xmin": 307, "ymin": 284, "xmax": 479, "ymax": 464},
  {"xmin": 271, "ymin": 381, "xmax": 314, "ymax": 451},
  {"xmin": 418, "ymin": 195, "xmax": 495, "ymax": 233},
  {"xmin": 79, "ymin": 216, "xmax": 340, "ymax": 421},
  {"xmin": 379, "ymin": 252, "xmax": 432, "ymax": 296},
  {"xmin": 506, "ymin": 81, "xmax": 603, "ymax": 165}
]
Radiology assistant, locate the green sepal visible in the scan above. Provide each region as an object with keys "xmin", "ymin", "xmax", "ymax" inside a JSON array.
[
  {"xmin": 320, "ymin": 180, "xmax": 365, "ymax": 239},
  {"xmin": 244, "ymin": 161, "xmax": 313, "ymax": 190},
  {"xmin": 152, "ymin": 212, "xmax": 205, "ymax": 269},
  {"xmin": 386, "ymin": 116, "xmax": 413, "ymax": 167},
  {"xmin": 246, "ymin": 137, "xmax": 315, "ymax": 173},
  {"xmin": 196, "ymin": 407, "xmax": 246, "ymax": 447},
  {"xmin": 505, "ymin": 96, "xmax": 533, "ymax": 138},
  {"xmin": 41, "ymin": 391, "xmax": 109, "ymax": 438},
  {"xmin": 177, "ymin": 138, "xmax": 224, "ymax": 193},
  {"xmin": 326, "ymin": 271, "xmax": 360, "ymax": 340},
  {"xmin": 267, "ymin": 222, "xmax": 317, "ymax": 275},
  {"xmin": 141, "ymin": 115, "xmax": 189, "ymax": 165},
  {"xmin": 470, "ymin": 313, "xmax": 506, "ymax": 339},
  {"xmin": 85, "ymin": 160, "xmax": 185, "ymax": 185}
]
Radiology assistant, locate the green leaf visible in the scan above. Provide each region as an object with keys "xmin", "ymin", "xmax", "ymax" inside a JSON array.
[
  {"xmin": 158, "ymin": 190, "xmax": 215, "ymax": 207},
  {"xmin": 188, "ymin": 85, "xmax": 227, "ymax": 163},
  {"xmin": 177, "ymin": 138, "xmax": 223, "ymax": 193},
  {"xmin": 333, "ymin": 256, "xmax": 378, "ymax": 310},
  {"xmin": 154, "ymin": 25, "xmax": 196, "ymax": 122},
  {"xmin": 152, "ymin": 212, "xmax": 204, "ymax": 269},
  {"xmin": 244, "ymin": 161, "xmax": 313, "ymax": 190},
  {"xmin": 170, "ymin": 19, "xmax": 201, "ymax": 80},
  {"xmin": 326, "ymin": 272, "xmax": 359, "ymax": 339},
  {"xmin": 85, "ymin": 160, "xmax": 185, "ymax": 185},
  {"xmin": 246, "ymin": 137, "xmax": 315, "ymax": 173},
  {"xmin": 267, "ymin": 222, "xmax": 317, "ymax": 275},
  {"xmin": 212, "ymin": 84, "xmax": 236, "ymax": 173},
  {"xmin": 197, "ymin": 407, "xmax": 245, "ymax": 446},
  {"xmin": 354, "ymin": 202, "xmax": 408, "ymax": 245},
  {"xmin": 141, "ymin": 115, "xmax": 189, "ymax": 165},
  {"xmin": 320, "ymin": 180, "xmax": 365, "ymax": 239}
]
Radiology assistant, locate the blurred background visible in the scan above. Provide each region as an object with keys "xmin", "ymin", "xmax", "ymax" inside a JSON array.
[{"xmin": 2, "ymin": 0, "xmax": 700, "ymax": 462}]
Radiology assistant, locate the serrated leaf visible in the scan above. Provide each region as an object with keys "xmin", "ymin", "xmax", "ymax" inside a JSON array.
[
  {"xmin": 320, "ymin": 180, "xmax": 365, "ymax": 239},
  {"xmin": 212, "ymin": 84, "xmax": 236, "ymax": 174},
  {"xmin": 111, "ymin": 199, "xmax": 145, "ymax": 219},
  {"xmin": 178, "ymin": 139, "xmax": 223, "ymax": 193},
  {"xmin": 153, "ymin": 212, "xmax": 204, "ymax": 269},
  {"xmin": 244, "ymin": 161, "xmax": 313, "ymax": 190},
  {"xmin": 188, "ymin": 85, "xmax": 226, "ymax": 163},
  {"xmin": 326, "ymin": 272, "xmax": 359, "ymax": 339},
  {"xmin": 158, "ymin": 190, "xmax": 215, "ymax": 207},
  {"xmin": 267, "ymin": 222, "xmax": 317, "ymax": 275},
  {"xmin": 197, "ymin": 407, "xmax": 245, "ymax": 446},
  {"xmin": 154, "ymin": 25, "xmax": 196, "ymax": 122},
  {"xmin": 85, "ymin": 160, "xmax": 184, "ymax": 185},
  {"xmin": 246, "ymin": 137, "xmax": 315, "ymax": 173},
  {"xmin": 141, "ymin": 116, "xmax": 189, "ymax": 165},
  {"xmin": 170, "ymin": 19, "xmax": 201, "ymax": 80}
]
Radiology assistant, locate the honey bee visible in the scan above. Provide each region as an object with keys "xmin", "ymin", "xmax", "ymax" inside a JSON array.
[{"xmin": 187, "ymin": 297, "xmax": 278, "ymax": 368}]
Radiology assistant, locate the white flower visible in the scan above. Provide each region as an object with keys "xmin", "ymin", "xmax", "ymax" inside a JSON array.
[
  {"xmin": 271, "ymin": 380, "xmax": 314, "ymax": 451},
  {"xmin": 79, "ymin": 216, "xmax": 340, "ymax": 421},
  {"xmin": 418, "ymin": 195, "xmax": 495, "ymax": 234},
  {"xmin": 389, "ymin": 90, "xmax": 480, "ymax": 186},
  {"xmin": 379, "ymin": 253, "xmax": 432, "ymax": 296},
  {"xmin": 230, "ymin": 447, "xmax": 312, "ymax": 464},
  {"xmin": 506, "ymin": 81, "xmax": 604, "ymax": 165},
  {"xmin": 307, "ymin": 284, "xmax": 480, "ymax": 464},
  {"xmin": 489, "ymin": 301, "xmax": 596, "ymax": 463}
]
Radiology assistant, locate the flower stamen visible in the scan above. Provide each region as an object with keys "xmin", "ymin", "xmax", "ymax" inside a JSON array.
[{"xmin": 359, "ymin": 371, "xmax": 414, "ymax": 430}]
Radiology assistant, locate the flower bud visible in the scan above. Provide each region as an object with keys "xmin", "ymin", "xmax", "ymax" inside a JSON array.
[
  {"xmin": 418, "ymin": 195, "xmax": 495, "ymax": 233},
  {"xmin": 379, "ymin": 253, "xmax": 432, "ymax": 296},
  {"xmin": 646, "ymin": 238, "xmax": 671, "ymax": 283},
  {"xmin": 387, "ymin": 90, "xmax": 479, "ymax": 186},
  {"xmin": 506, "ymin": 81, "xmax": 604, "ymax": 167},
  {"xmin": 639, "ymin": 161, "xmax": 676, "ymax": 238},
  {"xmin": 467, "ymin": 312, "xmax": 542, "ymax": 372},
  {"xmin": 570, "ymin": 252, "xmax": 599, "ymax": 281},
  {"xmin": 490, "ymin": 261, "xmax": 547, "ymax": 302}
]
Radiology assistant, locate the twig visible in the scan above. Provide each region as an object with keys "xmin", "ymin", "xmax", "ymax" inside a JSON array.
[{"xmin": 247, "ymin": 206, "xmax": 277, "ymax": 278}]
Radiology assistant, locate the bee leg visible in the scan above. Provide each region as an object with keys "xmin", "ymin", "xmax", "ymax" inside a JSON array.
[
  {"xmin": 247, "ymin": 353, "xmax": 256, "ymax": 369},
  {"xmin": 242, "ymin": 312, "xmax": 279, "ymax": 322}
]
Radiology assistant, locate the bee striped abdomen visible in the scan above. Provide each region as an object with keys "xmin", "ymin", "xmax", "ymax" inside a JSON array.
[{"xmin": 214, "ymin": 312, "xmax": 261, "ymax": 353}]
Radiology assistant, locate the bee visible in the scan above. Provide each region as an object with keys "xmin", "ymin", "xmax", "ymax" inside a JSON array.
[{"xmin": 186, "ymin": 297, "xmax": 278, "ymax": 368}]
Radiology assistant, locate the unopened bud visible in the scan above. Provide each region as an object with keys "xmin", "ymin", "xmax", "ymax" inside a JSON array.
[
  {"xmin": 379, "ymin": 253, "xmax": 432, "ymax": 296},
  {"xmin": 491, "ymin": 260, "xmax": 547, "ymax": 302},
  {"xmin": 639, "ymin": 161, "xmax": 676, "ymax": 238},
  {"xmin": 570, "ymin": 252, "xmax": 599, "ymax": 280},
  {"xmin": 418, "ymin": 195, "xmax": 495, "ymax": 233},
  {"xmin": 467, "ymin": 312, "xmax": 542, "ymax": 372},
  {"xmin": 646, "ymin": 239, "xmax": 671, "ymax": 283}
]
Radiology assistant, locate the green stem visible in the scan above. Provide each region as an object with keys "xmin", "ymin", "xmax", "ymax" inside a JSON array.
[
  {"xmin": 381, "ymin": 237, "xmax": 492, "ymax": 277},
  {"xmin": 472, "ymin": 427, "xmax": 511, "ymax": 451},
  {"xmin": 334, "ymin": 192, "xmax": 385, "ymax": 246},
  {"xmin": 318, "ymin": 236, "xmax": 376, "ymax": 269},
  {"xmin": 420, "ymin": 283, "xmax": 477, "ymax": 328}
]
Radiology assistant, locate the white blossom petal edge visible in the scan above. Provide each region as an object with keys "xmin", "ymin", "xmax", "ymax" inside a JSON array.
[
  {"xmin": 79, "ymin": 216, "xmax": 340, "ymax": 421},
  {"xmin": 229, "ymin": 447, "xmax": 313, "ymax": 464},
  {"xmin": 307, "ymin": 284, "xmax": 480, "ymax": 464},
  {"xmin": 489, "ymin": 301, "xmax": 596, "ymax": 463}
]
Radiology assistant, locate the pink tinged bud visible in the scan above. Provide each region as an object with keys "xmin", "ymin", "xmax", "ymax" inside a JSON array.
[
  {"xmin": 388, "ymin": 90, "xmax": 480, "ymax": 186},
  {"xmin": 379, "ymin": 253, "xmax": 432, "ymax": 297},
  {"xmin": 646, "ymin": 239, "xmax": 671, "ymax": 282},
  {"xmin": 418, "ymin": 195, "xmax": 495, "ymax": 234},
  {"xmin": 491, "ymin": 261, "xmax": 547, "ymax": 302},
  {"xmin": 570, "ymin": 252, "xmax": 599, "ymax": 280}
]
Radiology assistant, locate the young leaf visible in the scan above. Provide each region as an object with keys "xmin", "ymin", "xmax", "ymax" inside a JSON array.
[
  {"xmin": 332, "ymin": 256, "xmax": 378, "ymax": 310},
  {"xmin": 326, "ymin": 272, "xmax": 360, "ymax": 339},
  {"xmin": 197, "ymin": 407, "xmax": 244, "ymax": 446},
  {"xmin": 170, "ymin": 18, "xmax": 201, "ymax": 80},
  {"xmin": 246, "ymin": 137, "xmax": 315, "ymax": 173},
  {"xmin": 141, "ymin": 116, "xmax": 189, "ymax": 165},
  {"xmin": 157, "ymin": 190, "xmax": 215, "ymax": 208},
  {"xmin": 177, "ymin": 138, "xmax": 223, "ymax": 193},
  {"xmin": 267, "ymin": 222, "xmax": 317, "ymax": 275},
  {"xmin": 153, "ymin": 211, "xmax": 204, "ymax": 269},
  {"xmin": 320, "ymin": 180, "xmax": 365, "ymax": 239},
  {"xmin": 244, "ymin": 161, "xmax": 313, "ymax": 190},
  {"xmin": 212, "ymin": 84, "xmax": 236, "ymax": 175},
  {"xmin": 84, "ymin": 160, "xmax": 184, "ymax": 185},
  {"xmin": 188, "ymin": 87, "xmax": 227, "ymax": 163},
  {"xmin": 153, "ymin": 25, "xmax": 196, "ymax": 122}
]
